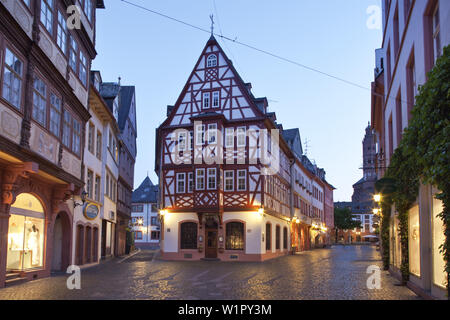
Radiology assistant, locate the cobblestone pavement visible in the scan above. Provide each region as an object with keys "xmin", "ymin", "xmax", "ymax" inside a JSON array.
[{"xmin": 0, "ymin": 245, "xmax": 420, "ymax": 300}]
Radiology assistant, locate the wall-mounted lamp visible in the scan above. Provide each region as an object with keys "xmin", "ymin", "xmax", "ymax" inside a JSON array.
[
  {"xmin": 373, "ymin": 194, "xmax": 381, "ymax": 203},
  {"xmin": 258, "ymin": 206, "xmax": 264, "ymax": 217},
  {"xmin": 73, "ymin": 190, "xmax": 87, "ymax": 208},
  {"xmin": 372, "ymin": 208, "xmax": 380, "ymax": 215}
]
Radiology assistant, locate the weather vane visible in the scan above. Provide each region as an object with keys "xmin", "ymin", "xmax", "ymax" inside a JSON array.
[{"xmin": 209, "ymin": 14, "xmax": 214, "ymax": 35}]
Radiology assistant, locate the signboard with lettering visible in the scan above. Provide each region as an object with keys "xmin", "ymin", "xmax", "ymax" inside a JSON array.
[{"xmin": 84, "ymin": 202, "xmax": 99, "ymax": 220}]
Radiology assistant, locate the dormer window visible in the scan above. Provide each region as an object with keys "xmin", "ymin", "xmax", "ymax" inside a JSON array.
[{"xmin": 207, "ymin": 54, "xmax": 217, "ymax": 68}]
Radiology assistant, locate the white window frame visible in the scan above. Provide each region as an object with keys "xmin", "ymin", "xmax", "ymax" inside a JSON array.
[
  {"xmin": 207, "ymin": 168, "xmax": 217, "ymax": 190},
  {"xmin": 207, "ymin": 123, "xmax": 217, "ymax": 144},
  {"xmin": 237, "ymin": 170, "xmax": 247, "ymax": 191},
  {"xmin": 195, "ymin": 124, "xmax": 205, "ymax": 146},
  {"xmin": 176, "ymin": 172, "xmax": 186, "ymax": 194},
  {"xmin": 212, "ymin": 91, "xmax": 220, "ymax": 108},
  {"xmin": 207, "ymin": 54, "xmax": 217, "ymax": 67},
  {"xmin": 196, "ymin": 169, "xmax": 205, "ymax": 190},
  {"xmin": 203, "ymin": 92, "xmax": 210, "ymax": 109},
  {"xmin": 188, "ymin": 172, "xmax": 194, "ymax": 193},
  {"xmin": 177, "ymin": 131, "xmax": 187, "ymax": 151},
  {"xmin": 189, "ymin": 131, "xmax": 193, "ymax": 150},
  {"xmin": 237, "ymin": 127, "xmax": 246, "ymax": 147},
  {"xmin": 225, "ymin": 127, "xmax": 234, "ymax": 148},
  {"xmin": 432, "ymin": 4, "xmax": 441, "ymax": 62},
  {"xmin": 224, "ymin": 170, "xmax": 234, "ymax": 192}
]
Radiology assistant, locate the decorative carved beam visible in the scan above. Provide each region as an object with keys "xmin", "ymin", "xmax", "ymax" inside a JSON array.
[{"xmin": 1, "ymin": 162, "xmax": 39, "ymax": 205}]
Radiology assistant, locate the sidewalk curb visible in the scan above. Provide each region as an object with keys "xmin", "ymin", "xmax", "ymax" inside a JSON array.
[{"xmin": 117, "ymin": 248, "xmax": 141, "ymax": 263}]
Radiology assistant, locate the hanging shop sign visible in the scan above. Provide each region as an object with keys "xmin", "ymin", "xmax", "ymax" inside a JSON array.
[{"xmin": 84, "ymin": 202, "xmax": 99, "ymax": 220}]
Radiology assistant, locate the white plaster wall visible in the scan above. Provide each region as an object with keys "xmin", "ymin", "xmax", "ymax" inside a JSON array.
[
  {"xmin": 383, "ymin": 0, "xmax": 450, "ymax": 165},
  {"xmin": 223, "ymin": 211, "xmax": 262, "ymax": 254},
  {"xmin": 162, "ymin": 212, "xmax": 198, "ymax": 253}
]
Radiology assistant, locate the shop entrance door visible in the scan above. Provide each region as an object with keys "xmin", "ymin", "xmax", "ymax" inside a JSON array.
[
  {"xmin": 205, "ymin": 230, "xmax": 218, "ymax": 259},
  {"xmin": 204, "ymin": 217, "xmax": 218, "ymax": 259}
]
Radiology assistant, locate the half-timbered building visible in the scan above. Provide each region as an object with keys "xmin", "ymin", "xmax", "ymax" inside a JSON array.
[
  {"xmin": 155, "ymin": 36, "xmax": 334, "ymax": 261},
  {"xmin": 0, "ymin": 0, "xmax": 104, "ymax": 287}
]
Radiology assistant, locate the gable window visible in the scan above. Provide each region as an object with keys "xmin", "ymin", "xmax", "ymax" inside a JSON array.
[
  {"xmin": 207, "ymin": 54, "xmax": 217, "ymax": 68},
  {"xmin": 57, "ymin": 11, "xmax": 67, "ymax": 53},
  {"xmin": 225, "ymin": 128, "xmax": 234, "ymax": 148},
  {"xmin": 195, "ymin": 124, "xmax": 205, "ymax": 146},
  {"xmin": 49, "ymin": 93, "xmax": 61, "ymax": 136},
  {"xmin": 176, "ymin": 172, "xmax": 186, "ymax": 193},
  {"xmin": 40, "ymin": 0, "xmax": 54, "ymax": 35},
  {"xmin": 196, "ymin": 169, "xmax": 205, "ymax": 190},
  {"xmin": 188, "ymin": 172, "xmax": 194, "ymax": 193},
  {"xmin": 2, "ymin": 48, "xmax": 23, "ymax": 110},
  {"xmin": 224, "ymin": 170, "xmax": 234, "ymax": 191},
  {"xmin": 226, "ymin": 222, "xmax": 244, "ymax": 250},
  {"xmin": 207, "ymin": 168, "xmax": 216, "ymax": 190},
  {"xmin": 212, "ymin": 91, "xmax": 220, "ymax": 108},
  {"xmin": 202, "ymin": 92, "xmax": 210, "ymax": 109},
  {"xmin": 180, "ymin": 222, "xmax": 197, "ymax": 249},
  {"xmin": 237, "ymin": 127, "xmax": 246, "ymax": 147},
  {"xmin": 207, "ymin": 123, "xmax": 217, "ymax": 144},
  {"xmin": 237, "ymin": 170, "xmax": 247, "ymax": 191},
  {"xmin": 32, "ymin": 76, "xmax": 47, "ymax": 127}
]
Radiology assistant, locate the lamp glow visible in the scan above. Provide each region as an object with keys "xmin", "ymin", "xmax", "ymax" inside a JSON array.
[
  {"xmin": 258, "ymin": 207, "xmax": 264, "ymax": 216},
  {"xmin": 374, "ymin": 194, "xmax": 381, "ymax": 202},
  {"xmin": 373, "ymin": 208, "xmax": 379, "ymax": 215}
]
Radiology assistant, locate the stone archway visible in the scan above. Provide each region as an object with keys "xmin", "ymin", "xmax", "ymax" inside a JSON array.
[{"xmin": 51, "ymin": 211, "xmax": 71, "ymax": 272}]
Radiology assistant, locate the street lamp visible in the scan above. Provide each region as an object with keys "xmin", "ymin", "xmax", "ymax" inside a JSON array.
[
  {"xmin": 374, "ymin": 194, "xmax": 381, "ymax": 203},
  {"xmin": 373, "ymin": 208, "xmax": 380, "ymax": 215},
  {"xmin": 258, "ymin": 206, "xmax": 264, "ymax": 217}
]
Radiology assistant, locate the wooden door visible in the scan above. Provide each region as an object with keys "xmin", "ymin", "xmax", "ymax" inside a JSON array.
[{"xmin": 205, "ymin": 229, "xmax": 218, "ymax": 258}]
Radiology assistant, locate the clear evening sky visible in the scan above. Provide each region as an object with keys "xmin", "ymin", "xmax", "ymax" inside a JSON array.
[{"xmin": 92, "ymin": 0, "xmax": 382, "ymax": 202}]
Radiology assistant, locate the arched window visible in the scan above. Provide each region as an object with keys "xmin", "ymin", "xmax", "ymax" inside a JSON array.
[
  {"xmin": 7, "ymin": 193, "xmax": 45, "ymax": 270},
  {"xmin": 180, "ymin": 222, "xmax": 197, "ymax": 249},
  {"xmin": 265, "ymin": 223, "xmax": 271, "ymax": 251},
  {"xmin": 226, "ymin": 222, "xmax": 244, "ymax": 250},
  {"xmin": 207, "ymin": 54, "xmax": 217, "ymax": 67},
  {"xmin": 276, "ymin": 225, "xmax": 281, "ymax": 250},
  {"xmin": 283, "ymin": 227, "xmax": 288, "ymax": 250}
]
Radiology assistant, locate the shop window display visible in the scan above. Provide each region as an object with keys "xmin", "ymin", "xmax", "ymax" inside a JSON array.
[
  {"xmin": 408, "ymin": 205, "xmax": 420, "ymax": 277},
  {"xmin": 7, "ymin": 194, "xmax": 45, "ymax": 271},
  {"xmin": 432, "ymin": 189, "xmax": 446, "ymax": 288}
]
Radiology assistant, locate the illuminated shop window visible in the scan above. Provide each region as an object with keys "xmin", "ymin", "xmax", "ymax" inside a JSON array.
[{"xmin": 7, "ymin": 193, "xmax": 45, "ymax": 271}]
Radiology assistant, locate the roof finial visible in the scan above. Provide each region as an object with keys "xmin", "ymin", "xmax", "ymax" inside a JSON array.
[
  {"xmin": 209, "ymin": 14, "xmax": 214, "ymax": 36},
  {"xmin": 118, "ymin": 76, "xmax": 121, "ymax": 86}
]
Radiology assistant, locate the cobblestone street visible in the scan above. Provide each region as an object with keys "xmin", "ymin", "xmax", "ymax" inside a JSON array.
[{"xmin": 0, "ymin": 245, "xmax": 420, "ymax": 300}]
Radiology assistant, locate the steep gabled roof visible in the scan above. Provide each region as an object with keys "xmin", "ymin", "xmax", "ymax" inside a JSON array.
[
  {"xmin": 132, "ymin": 176, "xmax": 158, "ymax": 203},
  {"xmin": 161, "ymin": 35, "xmax": 266, "ymax": 128},
  {"xmin": 118, "ymin": 86, "xmax": 135, "ymax": 130}
]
